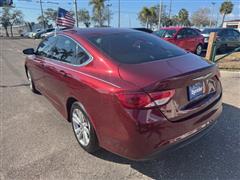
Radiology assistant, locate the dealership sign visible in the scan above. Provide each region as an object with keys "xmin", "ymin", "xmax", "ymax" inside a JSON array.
[{"xmin": 0, "ymin": 0, "xmax": 13, "ymax": 7}]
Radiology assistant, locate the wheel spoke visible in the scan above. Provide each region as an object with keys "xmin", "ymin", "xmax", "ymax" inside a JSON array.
[
  {"xmin": 72, "ymin": 114, "xmax": 81, "ymax": 125},
  {"xmin": 82, "ymin": 130, "xmax": 89, "ymax": 145},
  {"xmin": 72, "ymin": 108, "xmax": 91, "ymax": 147}
]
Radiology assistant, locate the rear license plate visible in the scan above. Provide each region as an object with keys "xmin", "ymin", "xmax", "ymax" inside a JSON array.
[{"xmin": 188, "ymin": 82, "xmax": 204, "ymax": 101}]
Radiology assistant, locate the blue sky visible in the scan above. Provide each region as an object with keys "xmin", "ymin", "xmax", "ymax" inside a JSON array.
[{"xmin": 11, "ymin": 0, "xmax": 240, "ymax": 27}]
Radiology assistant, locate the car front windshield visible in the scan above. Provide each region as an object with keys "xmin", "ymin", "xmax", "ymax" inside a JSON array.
[{"xmin": 87, "ymin": 31, "xmax": 186, "ymax": 64}]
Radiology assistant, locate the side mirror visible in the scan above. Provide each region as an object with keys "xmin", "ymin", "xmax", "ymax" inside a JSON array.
[{"xmin": 23, "ymin": 48, "xmax": 35, "ymax": 55}]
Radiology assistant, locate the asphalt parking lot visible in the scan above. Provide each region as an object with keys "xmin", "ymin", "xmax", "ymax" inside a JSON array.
[{"xmin": 0, "ymin": 38, "xmax": 240, "ymax": 180}]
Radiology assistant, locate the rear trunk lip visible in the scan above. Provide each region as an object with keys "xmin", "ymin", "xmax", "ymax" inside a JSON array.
[{"xmin": 168, "ymin": 92, "xmax": 222, "ymax": 123}]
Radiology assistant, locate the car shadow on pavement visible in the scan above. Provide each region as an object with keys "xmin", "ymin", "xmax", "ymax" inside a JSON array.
[{"xmin": 95, "ymin": 103, "xmax": 240, "ymax": 179}]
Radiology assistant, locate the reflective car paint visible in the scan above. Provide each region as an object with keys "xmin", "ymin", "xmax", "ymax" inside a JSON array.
[{"xmin": 25, "ymin": 28, "xmax": 222, "ymax": 160}]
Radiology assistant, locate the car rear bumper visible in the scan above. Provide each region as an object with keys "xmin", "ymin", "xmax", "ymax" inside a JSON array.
[
  {"xmin": 142, "ymin": 117, "xmax": 218, "ymax": 160},
  {"xmin": 102, "ymin": 95, "xmax": 222, "ymax": 161}
]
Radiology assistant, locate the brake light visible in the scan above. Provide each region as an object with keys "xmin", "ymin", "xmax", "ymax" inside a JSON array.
[{"xmin": 116, "ymin": 90, "xmax": 175, "ymax": 109}]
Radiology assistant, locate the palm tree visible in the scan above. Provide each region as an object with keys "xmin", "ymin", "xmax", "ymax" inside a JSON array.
[
  {"xmin": 77, "ymin": 9, "xmax": 91, "ymax": 28},
  {"xmin": 139, "ymin": 7, "xmax": 152, "ymax": 28},
  {"xmin": 89, "ymin": 0, "xmax": 106, "ymax": 26},
  {"xmin": 178, "ymin": 8, "xmax": 190, "ymax": 26},
  {"xmin": 220, "ymin": 0, "xmax": 234, "ymax": 27}
]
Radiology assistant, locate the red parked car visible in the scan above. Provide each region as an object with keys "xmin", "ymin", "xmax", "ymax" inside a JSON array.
[
  {"xmin": 154, "ymin": 27, "xmax": 204, "ymax": 55},
  {"xmin": 23, "ymin": 28, "xmax": 222, "ymax": 160}
]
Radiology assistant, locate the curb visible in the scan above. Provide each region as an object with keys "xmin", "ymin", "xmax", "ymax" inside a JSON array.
[{"xmin": 220, "ymin": 70, "xmax": 240, "ymax": 78}]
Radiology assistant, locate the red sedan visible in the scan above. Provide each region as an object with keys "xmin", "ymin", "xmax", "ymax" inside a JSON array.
[
  {"xmin": 23, "ymin": 28, "xmax": 222, "ymax": 160},
  {"xmin": 154, "ymin": 27, "xmax": 204, "ymax": 55}
]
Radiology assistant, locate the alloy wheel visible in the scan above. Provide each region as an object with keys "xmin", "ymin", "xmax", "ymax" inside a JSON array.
[{"xmin": 72, "ymin": 108, "xmax": 91, "ymax": 147}]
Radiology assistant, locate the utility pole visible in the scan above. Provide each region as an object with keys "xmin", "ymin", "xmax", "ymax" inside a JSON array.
[
  {"xmin": 107, "ymin": 0, "xmax": 112, "ymax": 27},
  {"xmin": 169, "ymin": 0, "xmax": 172, "ymax": 18},
  {"xmin": 210, "ymin": 2, "xmax": 216, "ymax": 27},
  {"xmin": 39, "ymin": 0, "xmax": 45, "ymax": 29},
  {"xmin": 74, "ymin": 0, "xmax": 79, "ymax": 27},
  {"xmin": 118, "ymin": 0, "xmax": 120, "ymax": 28},
  {"xmin": 158, "ymin": 0, "xmax": 163, "ymax": 29}
]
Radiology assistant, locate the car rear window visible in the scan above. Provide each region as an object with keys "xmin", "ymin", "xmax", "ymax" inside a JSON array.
[{"xmin": 87, "ymin": 32, "xmax": 186, "ymax": 64}]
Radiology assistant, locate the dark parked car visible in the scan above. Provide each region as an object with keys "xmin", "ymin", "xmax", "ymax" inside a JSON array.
[
  {"xmin": 201, "ymin": 28, "xmax": 240, "ymax": 51},
  {"xmin": 154, "ymin": 27, "xmax": 204, "ymax": 55},
  {"xmin": 23, "ymin": 28, "xmax": 222, "ymax": 160}
]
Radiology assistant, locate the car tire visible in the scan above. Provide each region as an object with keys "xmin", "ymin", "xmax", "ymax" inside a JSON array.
[
  {"xmin": 71, "ymin": 102, "xmax": 99, "ymax": 153},
  {"xmin": 195, "ymin": 44, "xmax": 203, "ymax": 56},
  {"xmin": 27, "ymin": 69, "xmax": 39, "ymax": 93}
]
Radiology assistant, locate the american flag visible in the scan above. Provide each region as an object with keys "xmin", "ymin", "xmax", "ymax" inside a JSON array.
[{"xmin": 56, "ymin": 8, "xmax": 75, "ymax": 28}]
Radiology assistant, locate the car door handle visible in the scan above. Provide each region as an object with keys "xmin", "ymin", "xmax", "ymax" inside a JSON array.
[{"xmin": 59, "ymin": 70, "xmax": 71, "ymax": 78}]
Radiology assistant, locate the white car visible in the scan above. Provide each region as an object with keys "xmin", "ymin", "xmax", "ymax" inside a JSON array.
[
  {"xmin": 28, "ymin": 29, "xmax": 41, "ymax": 38},
  {"xmin": 40, "ymin": 27, "xmax": 69, "ymax": 38}
]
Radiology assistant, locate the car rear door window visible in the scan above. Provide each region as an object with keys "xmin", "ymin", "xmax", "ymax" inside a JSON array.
[{"xmin": 51, "ymin": 35, "xmax": 90, "ymax": 65}]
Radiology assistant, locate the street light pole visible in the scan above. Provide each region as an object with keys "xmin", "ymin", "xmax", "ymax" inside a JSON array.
[
  {"xmin": 39, "ymin": 0, "xmax": 45, "ymax": 29},
  {"xmin": 74, "ymin": 0, "xmax": 79, "ymax": 27},
  {"xmin": 158, "ymin": 0, "xmax": 163, "ymax": 29},
  {"xmin": 107, "ymin": 0, "xmax": 112, "ymax": 27},
  {"xmin": 210, "ymin": 2, "xmax": 216, "ymax": 27},
  {"xmin": 118, "ymin": 0, "xmax": 120, "ymax": 28},
  {"xmin": 169, "ymin": 0, "xmax": 172, "ymax": 18}
]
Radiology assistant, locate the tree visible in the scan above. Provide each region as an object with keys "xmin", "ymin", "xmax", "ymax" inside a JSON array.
[
  {"xmin": 138, "ymin": 7, "xmax": 152, "ymax": 28},
  {"xmin": 178, "ymin": 8, "xmax": 190, "ymax": 26},
  {"xmin": 89, "ymin": 0, "xmax": 108, "ymax": 26},
  {"xmin": 9, "ymin": 10, "xmax": 24, "ymax": 37},
  {"xmin": 0, "ymin": 7, "xmax": 23, "ymax": 37},
  {"xmin": 220, "ymin": 0, "xmax": 234, "ymax": 27},
  {"xmin": 0, "ymin": 7, "xmax": 11, "ymax": 37},
  {"xmin": 44, "ymin": 8, "xmax": 57, "ymax": 25},
  {"xmin": 37, "ymin": 16, "xmax": 49, "ymax": 28},
  {"xmin": 191, "ymin": 8, "xmax": 212, "ymax": 27},
  {"xmin": 138, "ymin": 6, "xmax": 157, "ymax": 29},
  {"xmin": 77, "ymin": 9, "xmax": 91, "ymax": 28},
  {"xmin": 25, "ymin": 22, "xmax": 35, "ymax": 32}
]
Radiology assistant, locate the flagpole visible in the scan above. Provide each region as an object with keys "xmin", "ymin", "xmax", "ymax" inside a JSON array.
[
  {"xmin": 74, "ymin": 0, "xmax": 79, "ymax": 27},
  {"xmin": 55, "ymin": 7, "xmax": 59, "ymax": 37}
]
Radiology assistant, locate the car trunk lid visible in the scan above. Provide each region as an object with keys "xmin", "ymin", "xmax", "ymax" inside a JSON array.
[{"xmin": 118, "ymin": 53, "xmax": 222, "ymax": 122}]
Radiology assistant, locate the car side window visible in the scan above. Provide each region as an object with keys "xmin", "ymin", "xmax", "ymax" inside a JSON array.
[
  {"xmin": 74, "ymin": 45, "xmax": 90, "ymax": 65},
  {"xmin": 51, "ymin": 35, "xmax": 90, "ymax": 65},
  {"xmin": 36, "ymin": 36, "xmax": 57, "ymax": 57},
  {"xmin": 189, "ymin": 29, "xmax": 199, "ymax": 36},
  {"xmin": 233, "ymin": 30, "xmax": 240, "ymax": 38}
]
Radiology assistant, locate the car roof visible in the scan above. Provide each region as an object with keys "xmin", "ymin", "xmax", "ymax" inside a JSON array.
[
  {"xmin": 203, "ymin": 28, "xmax": 235, "ymax": 30},
  {"xmin": 159, "ymin": 27, "xmax": 185, "ymax": 30},
  {"xmin": 62, "ymin": 28, "xmax": 138, "ymax": 37}
]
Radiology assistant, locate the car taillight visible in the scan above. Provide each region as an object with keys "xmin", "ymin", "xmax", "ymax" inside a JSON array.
[{"xmin": 116, "ymin": 90, "xmax": 175, "ymax": 109}]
